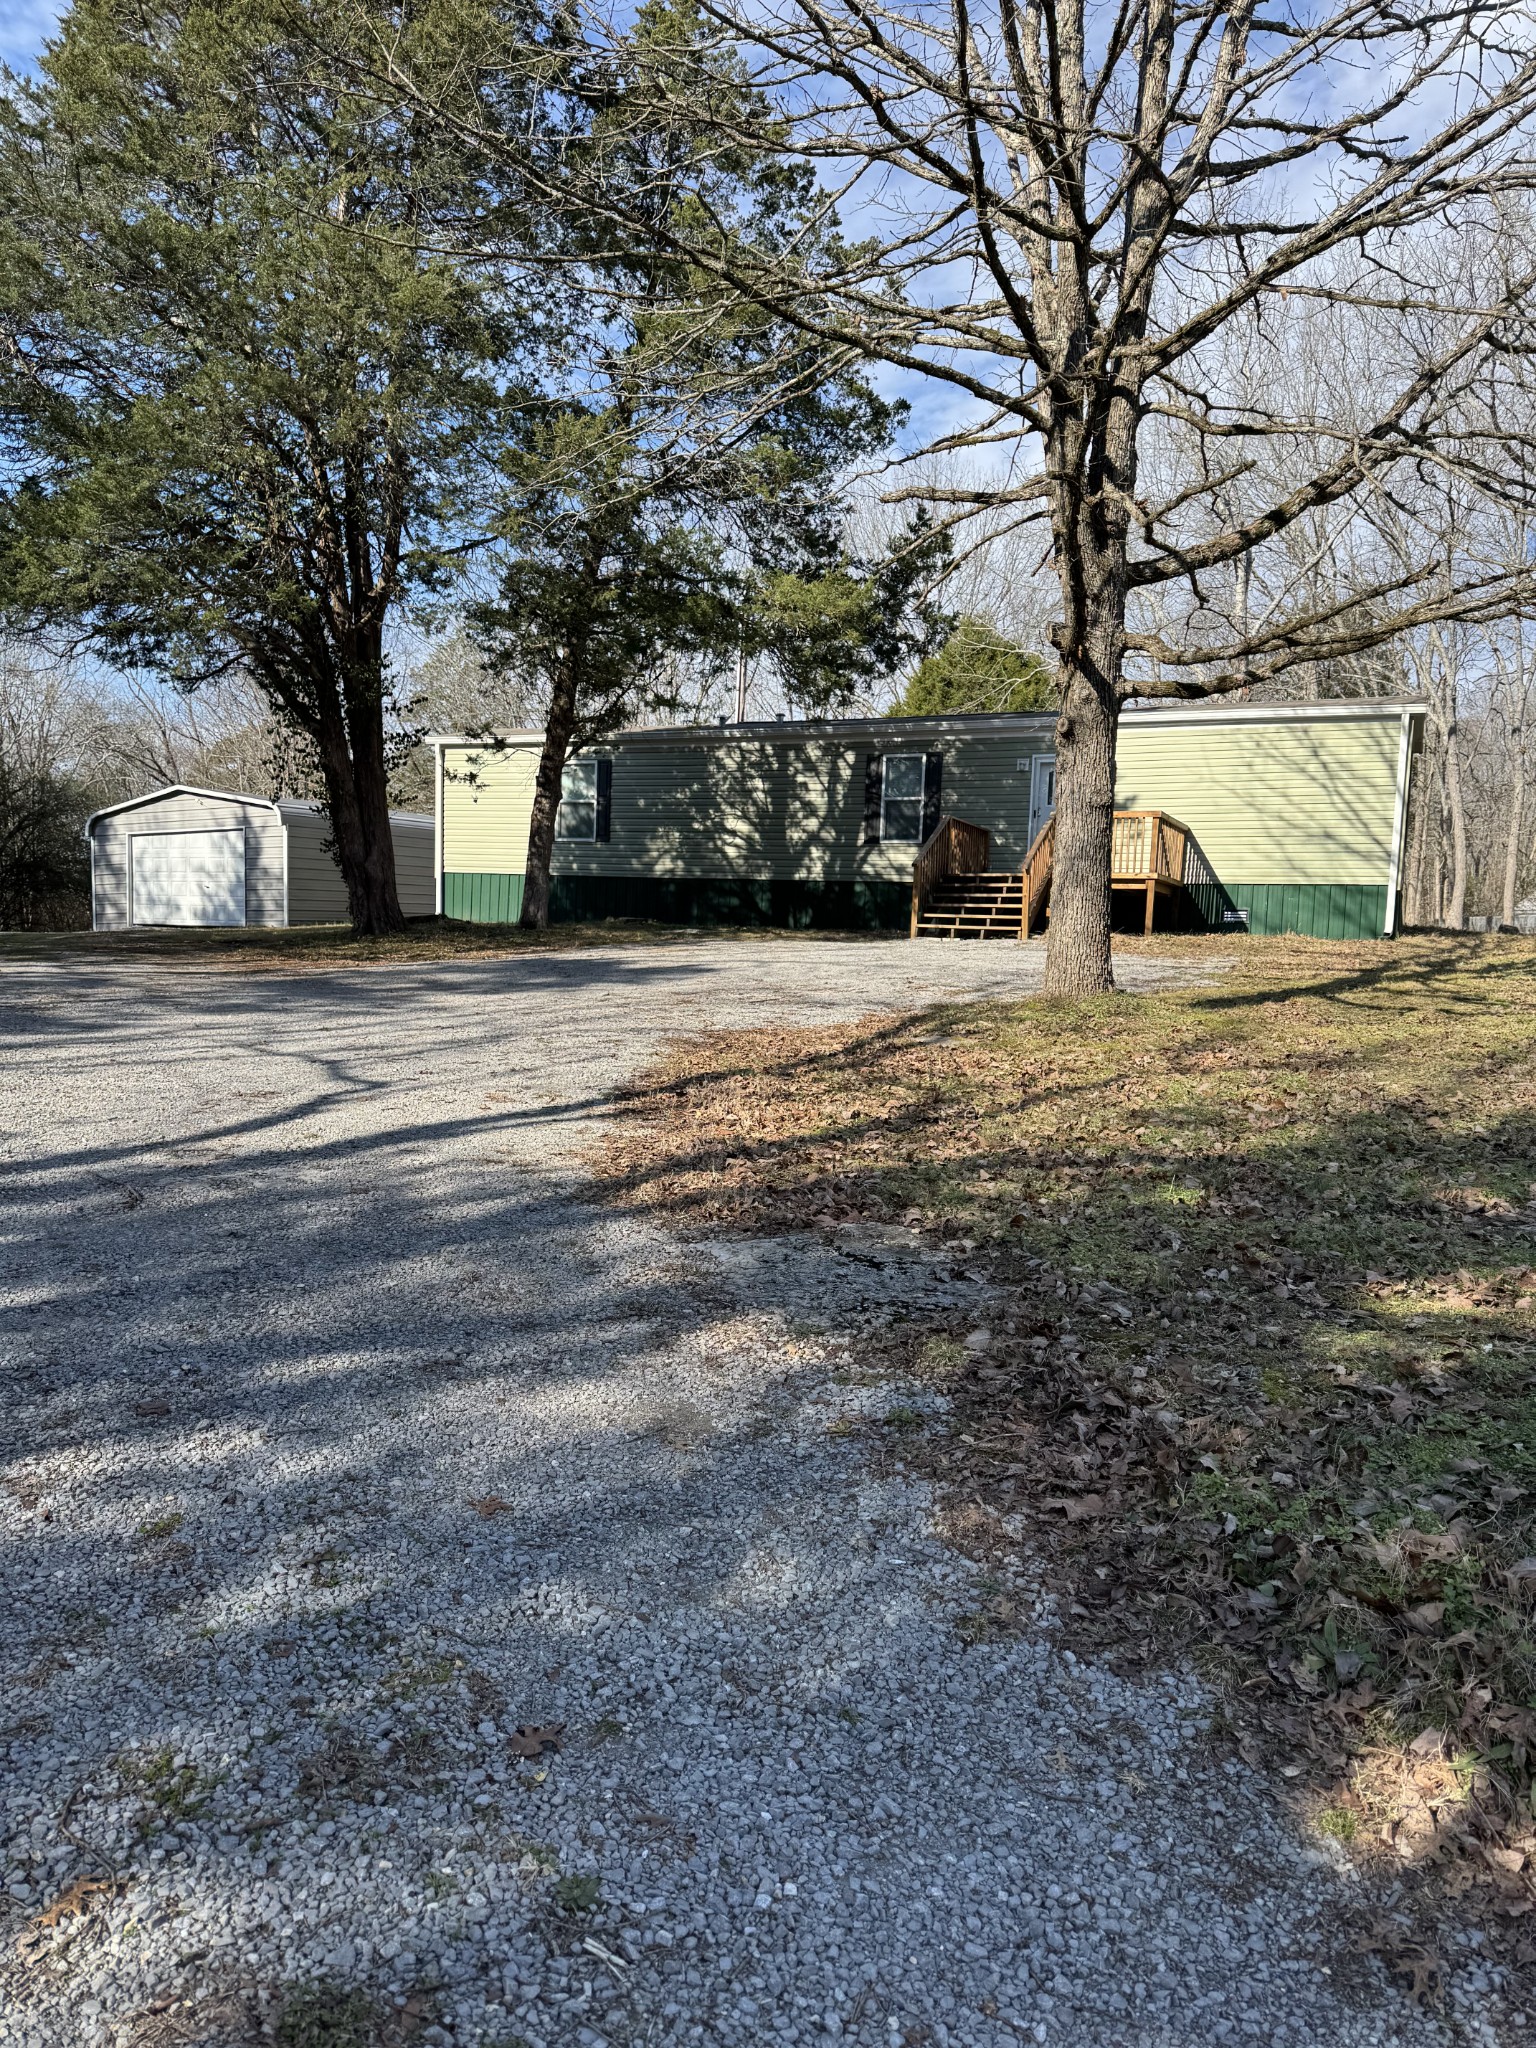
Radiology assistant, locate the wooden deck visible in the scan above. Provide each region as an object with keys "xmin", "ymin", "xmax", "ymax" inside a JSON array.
[{"xmin": 912, "ymin": 810, "xmax": 1213, "ymax": 938}]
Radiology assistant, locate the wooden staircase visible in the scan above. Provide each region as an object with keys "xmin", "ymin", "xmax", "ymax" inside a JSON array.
[{"xmin": 914, "ymin": 870, "xmax": 1026, "ymax": 938}]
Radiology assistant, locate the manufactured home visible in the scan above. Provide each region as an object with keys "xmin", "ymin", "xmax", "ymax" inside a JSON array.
[
  {"xmin": 430, "ymin": 699, "xmax": 1425, "ymax": 941},
  {"xmin": 86, "ymin": 786, "xmax": 435, "ymax": 929}
]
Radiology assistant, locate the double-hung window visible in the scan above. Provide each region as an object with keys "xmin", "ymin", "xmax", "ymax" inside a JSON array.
[
  {"xmin": 556, "ymin": 758, "xmax": 599, "ymax": 841},
  {"xmin": 880, "ymin": 754, "xmax": 926, "ymax": 843}
]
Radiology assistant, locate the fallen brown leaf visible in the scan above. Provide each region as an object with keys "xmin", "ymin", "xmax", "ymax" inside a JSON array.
[
  {"xmin": 33, "ymin": 1876, "xmax": 115, "ymax": 1929},
  {"xmin": 381, "ymin": 1989, "xmax": 433, "ymax": 2046},
  {"xmin": 508, "ymin": 1722, "xmax": 564, "ymax": 1758},
  {"xmin": 1359, "ymin": 1925, "xmax": 1443, "ymax": 2007},
  {"xmin": 1044, "ymin": 1494, "xmax": 1108, "ymax": 1521}
]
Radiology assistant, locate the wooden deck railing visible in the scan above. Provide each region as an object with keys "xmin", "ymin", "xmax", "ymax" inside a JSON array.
[
  {"xmin": 910, "ymin": 816, "xmax": 991, "ymax": 937},
  {"xmin": 1112, "ymin": 810, "xmax": 1190, "ymax": 884},
  {"xmin": 1021, "ymin": 815, "xmax": 1055, "ymax": 937},
  {"xmin": 1021, "ymin": 809, "xmax": 1212, "ymax": 938}
]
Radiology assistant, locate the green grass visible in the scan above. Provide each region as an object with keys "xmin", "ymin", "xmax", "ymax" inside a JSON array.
[
  {"xmin": 135, "ymin": 1511, "xmax": 183, "ymax": 1540},
  {"xmin": 553, "ymin": 1872, "xmax": 602, "ymax": 1914},
  {"xmin": 274, "ymin": 1982, "xmax": 379, "ymax": 2048},
  {"xmin": 122, "ymin": 1745, "xmax": 220, "ymax": 1827}
]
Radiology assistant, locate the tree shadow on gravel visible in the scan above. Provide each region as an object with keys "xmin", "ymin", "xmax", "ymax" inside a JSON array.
[
  {"xmin": 2, "ymin": 941, "xmax": 1485, "ymax": 2048},
  {"xmin": 2, "ymin": 957, "xmax": 916, "ymax": 2040}
]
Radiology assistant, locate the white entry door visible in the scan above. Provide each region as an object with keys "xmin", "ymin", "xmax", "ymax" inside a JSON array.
[
  {"xmin": 1029, "ymin": 755, "xmax": 1057, "ymax": 843},
  {"xmin": 131, "ymin": 830, "xmax": 247, "ymax": 926}
]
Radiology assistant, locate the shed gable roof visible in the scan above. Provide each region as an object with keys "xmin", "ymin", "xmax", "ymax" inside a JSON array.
[{"xmin": 85, "ymin": 784, "xmax": 280, "ymax": 834}]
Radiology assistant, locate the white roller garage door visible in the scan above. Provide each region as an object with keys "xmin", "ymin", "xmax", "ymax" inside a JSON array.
[{"xmin": 130, "ymin": 830, "xmax": 247, "ymax": 926}]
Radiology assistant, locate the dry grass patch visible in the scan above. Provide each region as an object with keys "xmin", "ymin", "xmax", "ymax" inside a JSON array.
[
  {"xmin": 0, "ymin": 918, "xmax": 699, "ymax": 970},
  {"xmin": 0, "ymin": 918, "xmax": 906, "ymax": 972},
  {"xmin": 599, "ymin": 933, "xmax": 1536, "ymax": 1907}
]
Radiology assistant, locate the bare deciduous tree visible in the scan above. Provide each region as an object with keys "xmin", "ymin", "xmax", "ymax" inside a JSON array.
[{"xmin": 449, "ymin": 0, "xmax": 1536, "ymax": 988}]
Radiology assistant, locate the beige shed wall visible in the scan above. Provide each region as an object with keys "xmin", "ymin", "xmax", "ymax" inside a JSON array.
[{"xmin": 280, "ymin": 803, "xmax": 437, "ymax": 922}]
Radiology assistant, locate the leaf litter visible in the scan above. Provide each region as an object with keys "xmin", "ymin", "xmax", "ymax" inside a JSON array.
[{"xmin": 596, "ymin": 933, "xmax": 1536, "ymax": 1976}]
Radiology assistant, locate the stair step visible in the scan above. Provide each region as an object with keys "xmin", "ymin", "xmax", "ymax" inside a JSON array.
[{"xmin": 919, "ymin": 867, "xmax": 1037, "ymax": 939}]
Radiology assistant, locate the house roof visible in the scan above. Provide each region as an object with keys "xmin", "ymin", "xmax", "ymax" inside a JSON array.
[{"xmin": 426, "ymin": 697, "xmax": 1427, "ymax": 750}]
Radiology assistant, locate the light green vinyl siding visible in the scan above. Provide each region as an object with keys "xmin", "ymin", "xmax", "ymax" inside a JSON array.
[
  {"xmin": 435, "ymin": 710, "xmax": 1413, "ymax": 941},
  {"xmin": 547, "ymin": 724, "xmax": 1056, "ymax": 884},
  {"xmin": 441, "ymin": 743, "xmax": 538, "ymax": 874},
  {"xmin": 1115, "ymin": 715, "xmax": 1402, "ymax": 885}
]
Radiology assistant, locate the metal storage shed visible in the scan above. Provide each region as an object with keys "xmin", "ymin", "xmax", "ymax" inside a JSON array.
[{"xmin": 85, "ymin": 786, "xmax": 435, "ymax": 930}]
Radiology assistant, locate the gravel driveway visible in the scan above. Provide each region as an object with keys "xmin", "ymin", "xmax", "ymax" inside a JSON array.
[{"xmin": 1, "ymin": 938, "xmax": 1453, "ymax": 2048}]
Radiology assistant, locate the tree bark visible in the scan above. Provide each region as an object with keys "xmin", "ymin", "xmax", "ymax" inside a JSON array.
[
  {"xmin": 1044, "ymin": 654, "xmax": 1119, "ymax": 997},
  {"xmin": 311, "ymin": 643, "xmax": 405, "ymax": 938},
  {"xmin": 1502, "ymin": 722, "xmax": 1526, "ymax": 927},
  {"xmin": 1444, "ymin": 720, "xmax": 1468, "ymax": 931},
  {"xmin": 520, "ymin": 655, "xmax": 581, "ymax": 931},
  {"xmin": 1042, "ymin": 416, "xmax": 1129, "ymax": 1000},
  {"xmin": 1405, "ymin": 763, "xmax": 1428, "ymax": 927}
]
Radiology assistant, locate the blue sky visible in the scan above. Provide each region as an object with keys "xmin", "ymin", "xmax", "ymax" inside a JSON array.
[{"xmin": 2, "ymin": 0, "xmax": 61, "ymax": 72}]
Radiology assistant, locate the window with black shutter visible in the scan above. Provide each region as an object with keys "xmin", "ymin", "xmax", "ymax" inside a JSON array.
[
  {"xmin": 880, "ymin": 754, "xmax": 926, "ymax": 843},
  {"xmin": 595, "ymin": 757, "xmax": 612, "ymax": 843},
  {"xmin": 556, "ymin": 758, "xmax": 600, "ymax": 840},
  {"xmin": 863, "ymin": 754, "xmax": 884, "ymax": 842}
]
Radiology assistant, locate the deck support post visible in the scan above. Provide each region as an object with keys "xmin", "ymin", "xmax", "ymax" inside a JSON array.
[{"xmin": 1143, "ymin": 876, "xmax": 1156, "ymax": 937}]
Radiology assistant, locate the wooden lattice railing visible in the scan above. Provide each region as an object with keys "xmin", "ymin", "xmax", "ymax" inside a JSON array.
[{"xmin": 910, "ymin": 816, "xmax": 991, "ymax": 937}]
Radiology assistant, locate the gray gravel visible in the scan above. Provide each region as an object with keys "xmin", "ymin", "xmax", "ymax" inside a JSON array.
[{"xmin": 0, "ymin": 939, "xmax": 1480, "ymax": 2045}]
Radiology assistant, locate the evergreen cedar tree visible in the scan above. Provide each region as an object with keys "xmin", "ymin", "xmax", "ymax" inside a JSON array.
[
  {"xmin": 0, "ymin": 0, "xmax": 535, "ymax": 935},
  {"xmin": 889, "ymin": 619, "xmax": 1057, "ymax": 720},
  {"xmin": 0, "ymin": 0, "xmax": 944, "ymax": 935},
  {"xmin": 463, "ymin": 0, "xmax": 948, "ymax": 930}
]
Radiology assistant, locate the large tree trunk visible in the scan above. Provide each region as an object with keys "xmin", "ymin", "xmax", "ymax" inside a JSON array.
[
  {"xmin": 1044, "ymin": 657, "xmax": 1118, "ymax": 997},
  {"xmin": 520, "ymin": 656, "xmax": 581, "ymax": 931},
  {"xmin": 1043, "ymin": 502, "xmax": 1125, "ymax": 998},
  {"xmin": 315, "ymin": 649, "xmax": 405, "ymax": 938},
  {"xmin": 1443, "ymin": 721, "xmax": 1468, "ymax": 930}
]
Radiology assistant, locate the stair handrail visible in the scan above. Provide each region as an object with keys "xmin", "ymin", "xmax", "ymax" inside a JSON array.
[
  {"xmin": 1019, "ymin": 808, "xmax": 1209, "ymax": 942},
  {"xmin": 910, "ymin": 815, "xmax": 991, "ymax": 937},
  {"xmin": 1111, "ymin": 809, "xmax": 1197, "ymax": 881},
  {"xmin": 1020, "ymin": 814, "xmax": 1055, "ymax": 937}
]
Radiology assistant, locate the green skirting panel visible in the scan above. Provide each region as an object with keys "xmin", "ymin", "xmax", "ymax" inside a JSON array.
[
  {"xmin": 442, "ymin": 871, "xmax": 908, "ymax": 930},
  {"xmin": 549, "ymin": 874, "xmax": 909, "ymax": 931},
  {"xmin": 1185, "ymin": 880, "xmax": 1389, "ymax": 939},
  {"xmin": 444, "ymin": 872, "xmax": 525, "ymax": 923},
  {"xmin": 445, "ymin": 869, "xmax": 1388, "ymax": 940}
]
